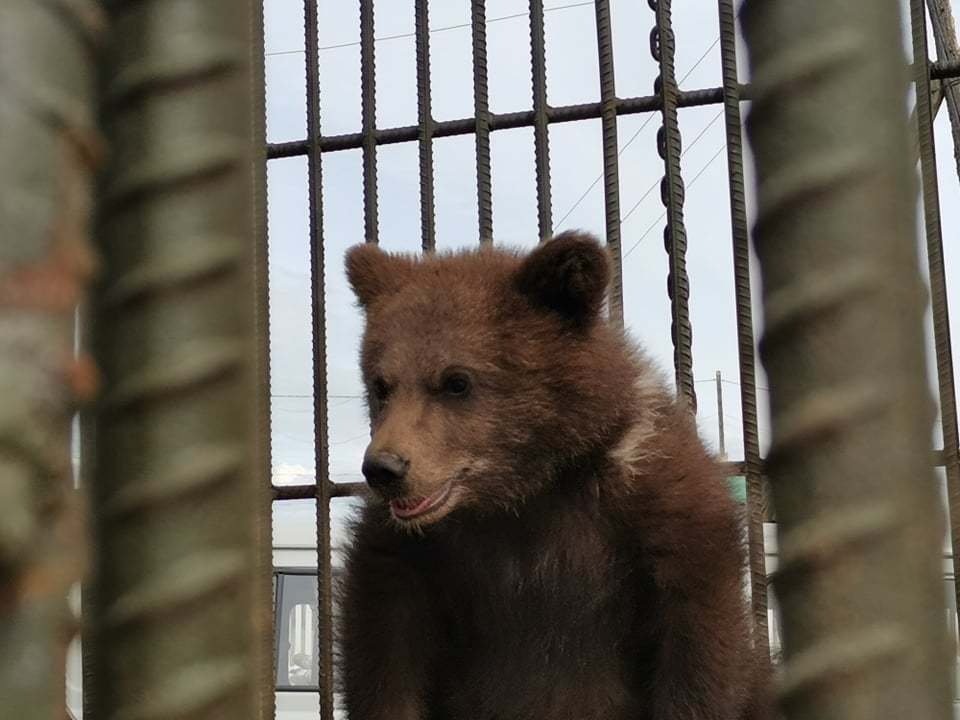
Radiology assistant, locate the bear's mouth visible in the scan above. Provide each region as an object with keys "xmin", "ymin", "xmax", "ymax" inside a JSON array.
[{"xmin": 390, "ymin": 481, "xmax": 454, "ymax": 520}]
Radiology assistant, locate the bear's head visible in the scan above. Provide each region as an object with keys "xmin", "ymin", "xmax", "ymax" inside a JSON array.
[{"xmin": 345, "ymin": 232, "xmax": 640, "ymax": 529}]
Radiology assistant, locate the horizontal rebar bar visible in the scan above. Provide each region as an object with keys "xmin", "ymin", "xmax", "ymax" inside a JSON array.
[
  {"xmin": 273, "ymin": 482, "xmax": 366, "ymax": 501},
  {"xmin": 267, "ymin": 86, "xmax": 738, "ymax": 158},
  {"xmin": 269, "ymin": 450, "xmax": 955, "ymax": 503},
  {"xmin": 932, "ymin": 58, "xmax": 960, "ymax": 78},
  {"xmin": 266, "ymin": 60, "xmax": 960, "ymax": 161}
]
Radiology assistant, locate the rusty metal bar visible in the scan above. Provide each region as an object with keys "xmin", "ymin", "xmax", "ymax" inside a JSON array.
[
  {"xmin": 273, "ymin": 447, "xmax": 960, "ymax": 503},
  {"xmin": 472, "ymin": 0, "xmax": 493, "ymax": 243},
  {"xmin": 89, "ymin": 0, "xmax": 262, "ymax": 717},
  {"xmin": 267, "ymin": 85, "xmax": 744, "ymax": 158},
  {"xmin": 529, "ymin": 0, "xmax": 553, "ymax": 242},
  {"xmin": 266, "ymin": 59, "xmax": 960, "ymax": 163},
  {"xmin": 249, "ymin": 1, "xmax": 275, "ymax": 717},
  {"xmin": 651, "ymin": 0, "xmax": 696, "ymax": 412},
  {"xmin": 0, "ymin": 2, "xmax": 103, "ymax": 717},
  {"xmin": 717, "ymin": 0, "xmax": 768, "ymax": 651},
  {"xmin": 415, "ymin": 0, "xmax": 436, "ymax": 252},
  {"xmin": 933, "ymin": 58, "xmax": 960, "ymax": 79},
  {"xmin": 913, "ymin": 0, "xmax": 960, "ymax": 619},
  {"xmin": 927, "ymin": 1, "xmax": 960, "ymax": 185},
  {"xmin": 593, "ymin": 0, "xmax": 624, "ymax": 325},
  {"xmin": 274, "ymin": 482, "xmax": 367, "ymax": 501},
  {"xmin": 303, "ymin": 0, "xmax": 336, "ymax": 716},
  {"xmin": 360, "ymin": 0, "xmax": 379, "ymax": 244},
  {"xmin": 743, "ymin": 0, "xmax": 953, "ymax": 717}
]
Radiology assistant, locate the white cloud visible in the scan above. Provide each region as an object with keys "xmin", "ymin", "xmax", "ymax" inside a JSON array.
[{"xmin": 272, "ymin": 462, "xmax": 314, "ymax": 487}]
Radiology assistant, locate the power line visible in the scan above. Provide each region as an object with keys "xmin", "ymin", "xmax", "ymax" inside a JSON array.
[
  {"xmin": 274, "ymin": 396, "xmax": 358, "ymax": 412},
  {"xmin": 554, "ymin": 36, "xmax": 720, "ymax": 229},
  {"xmin": 265, "ymin": 1, "xmax": 595, "ymax": 57},
  {"xmin": 695, "ymin": 377, "xmax": 770, "ymax": 394},
  {"xmin": 274, "ymin": 431, "xmax": 369, "ymax": 447},
  {"xmin": 332, "ymin": 433, "xmax": 368, "ymax": 446},
  {"xmin": 722, "ymin": 378, "xmax": 770, "ymax": 393}
]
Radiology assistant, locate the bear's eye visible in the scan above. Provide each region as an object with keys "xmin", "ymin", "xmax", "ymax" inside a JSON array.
[
  {"xmin": 371, "ymin": 377, "xmax": 391, "ymax": 405},
  {"xmin": 441, "ymin": 372, "xmax": 472, "ymax": 398}
]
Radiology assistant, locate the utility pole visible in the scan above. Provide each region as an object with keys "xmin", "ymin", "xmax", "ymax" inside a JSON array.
[{"xmin": 715, "ymin": 370, "xmax": 726, "ymax": 460}]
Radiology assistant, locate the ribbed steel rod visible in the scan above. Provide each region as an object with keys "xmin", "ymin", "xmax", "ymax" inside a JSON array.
[
  {"xmin": 249, "ymin": 1, "xmax": 275, "ymax": 717},
  {"xmin": 912, "ymin": 0, "xmax": 960, "ymax": 621},
  {"xmin": 932, "ymin": 58, "xmax": 960, "ymax": 79},
  {"xmin": 0, "ymin": 2, "xmax": 103, "ymax": 718},
  {"xmin": 268, "ymin": 85, "xmax": 744, "ymax": 159},
  {"xmin": 743, "ymin": 0, "xmax": 952, "ymax": 717},
  {"xmin": 472, "ymin": 0, "xmax": 494, "ymax": 243},
  {"xmin": 415, "ymin": 0, "xmax": 437, "ymax": 252},
  {"xmin": 529, "ymin": 0, "xmax": 553, "ymax": 242},
  {"xmin": 651, "ymin": 0, "xmax": 696, "ymax": 411},
  {"xmin": 594, "ymin": 0, "xmax": 624, "ymax": 326},
  {"xmin": 717, "ymin": 0, "xmax": 768, "ymax": 651},
  {"xmin": 89, "ymin": 1, "xmax": 262, "ymax": 717},
  {"xmin": 360, "ymin": 0, "xmax": 379, "ymax": 244},
  {"xmin": 265, "ymin": 58, "xmax": 960, "ymax": 162},
  {"xmin": 273, "ymin": 449, "xmax": 959, "ymax": 503},
  {"xmin": 303, "ymin": 0, "xmax": 336, "ymax": 717}
]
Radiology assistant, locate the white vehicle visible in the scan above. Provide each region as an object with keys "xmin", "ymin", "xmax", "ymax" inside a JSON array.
[
  {"xmin": 67, "ymin": 519, "xmax": 959, "ymax": 719},
  {"xmin": 66, "ymin": 510, "xmax": 351, "ymax": 720}
]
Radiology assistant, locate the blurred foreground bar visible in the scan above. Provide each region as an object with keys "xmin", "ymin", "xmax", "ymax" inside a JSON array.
[
  {"xmin": 743, "ymin": 1, "xmax": 953, "ymax": 718},
  {"xmin": 0, "ymin": 2, "xmax": 103, "ymax": 718},
  {"xmin": 86, "ymin": 1, "xmax": 266, "ymax": 717}
]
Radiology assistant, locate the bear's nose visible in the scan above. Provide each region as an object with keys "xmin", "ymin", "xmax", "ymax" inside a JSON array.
[{"xmin": 361, "ymin": 451, "xmax": 409, "ymax": 491}]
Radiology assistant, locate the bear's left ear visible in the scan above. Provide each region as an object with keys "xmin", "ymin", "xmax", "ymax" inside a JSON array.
[
  {"xmin": 514, "ymin": 231, "xmax": 609, "ymax": 325},
  {"xmin": 345, "ymin": 243, "xmax": 414, "ymax": 309}
]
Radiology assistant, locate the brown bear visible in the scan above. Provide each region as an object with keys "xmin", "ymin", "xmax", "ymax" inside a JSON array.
[{"xmin": 339, "ymin": 232, "xmax": 772, "ymax": 720}]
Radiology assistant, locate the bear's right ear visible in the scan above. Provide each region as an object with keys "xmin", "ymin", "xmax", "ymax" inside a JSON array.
[
  {"xmin": 514, "ymin": 231, "xmax": 610, "ymax": 326},
  {"xmin": 344, "ymin": 243, "xmax": 413, "ymax": 309}
]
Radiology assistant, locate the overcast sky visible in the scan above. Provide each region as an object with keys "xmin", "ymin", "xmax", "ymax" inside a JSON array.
[{"xmin": 262, "ymin": 0, "xmax": 960, "ymax": 546}]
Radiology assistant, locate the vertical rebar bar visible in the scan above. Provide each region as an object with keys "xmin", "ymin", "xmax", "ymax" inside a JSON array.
[
  {"xmin": 472, "ymin": 0, "xmax": 494, "ymax": 244},
  {"xmin": 651, "ymin": 0, "xmax": 695, "ymax": 411},
  {"xmin": 89, "ymin": 0, "xmax": 262, "ymax": 717},
  {"xmin": 594, "ymin": 0, "xmax": 624, "ymax": 326},
  {"xmin": 717, "ymin": 0, "xmax": 768, "ymax": 651},
  {"xmin": 415, "ymin": 0, "xmax": 436, "ymax": 253},
  {"xmin": 914, "ymin": 0, "xmax": 960, "ymax": 619},
  {"xmin": 304, "ymin": 0, "xmax": 335, "ymax": 717},
  {"xmin": 743, "ymin": 0, "xmax": 953, "ymax": 717},
  {"xmin": 249, "ymin": 0, "xmax": 275, "ymax": 717},
  {"xmin": 0, "ymin": 2, "xmax": 103, "ymax": 717},
  {"xmin": 529, "ymin": 0, "xmax": 553, "ymax": 243},
  {"xmin": 360, "ymin": 0, "xmax": 379, "ymax": 244}
]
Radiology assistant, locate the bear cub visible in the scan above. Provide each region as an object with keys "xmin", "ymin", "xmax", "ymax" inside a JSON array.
[{"xmin": 340, "ymin": 232, "xmax": 771, "ymax": 720}]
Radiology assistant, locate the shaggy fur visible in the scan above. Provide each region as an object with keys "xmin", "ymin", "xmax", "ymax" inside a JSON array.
[{"xmin": 339, "ymin": 232, "xmax": 772, "ymax": 720}]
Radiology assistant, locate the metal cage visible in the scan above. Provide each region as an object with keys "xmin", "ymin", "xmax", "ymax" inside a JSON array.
[{"xmin": 3, "ymin": 1, "xmax": 960, "ymax": 719}]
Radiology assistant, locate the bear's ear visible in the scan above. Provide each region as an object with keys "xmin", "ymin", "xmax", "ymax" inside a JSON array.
[
  {"xmin": 514, "ymin": 231, "xmax": 610, "ymax": 325},
  {"xmin": 344, "ymin": 243, "xmax": 414, "ymax": 308}
]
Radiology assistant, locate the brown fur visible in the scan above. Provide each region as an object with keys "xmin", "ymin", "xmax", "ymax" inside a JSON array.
[{"xmin": 340, "ymin": 232, "xmax": 773, "ymax": 720}]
